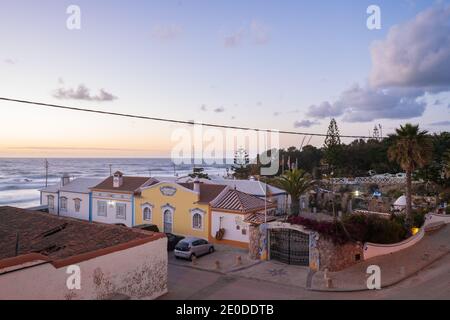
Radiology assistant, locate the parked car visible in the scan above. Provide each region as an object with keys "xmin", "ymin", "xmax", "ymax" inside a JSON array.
[
  {"xmin": 166, "ymin": 233, "xmax": 185, "ymax": 251},
  {"xmin": 174, "ymin": 237, "xmax": 214, "ymax": 260},
  {"xmin": 133, "ymin": 224, "xmax": 160, "ymax": 232}
]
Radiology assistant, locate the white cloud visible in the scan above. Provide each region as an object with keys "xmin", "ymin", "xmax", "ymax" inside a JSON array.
[
  {"xmin": 294, "ymin": 120, "xmax": 320, "ymax": 128},
  {"xmin": 370, "ymin": 5, "xmax": 450, "ymax": 90},
  {"xmin": 307, "ymin": 5, "xmax": 450, "ymax": 123},
  {"xmin": 53, "ymin": 84, "xmax": 117, "ymax": 102}
]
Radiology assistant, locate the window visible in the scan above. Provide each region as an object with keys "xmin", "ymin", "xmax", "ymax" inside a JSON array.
[
  {"xmin": 192, "ymin": 213, "xmax": 202, "ymax": 230},
  {"xmin": 74, "ymin": 199, "xmax": 81, "ymax": 213},
  {"xmin": 97, "ymin": 201, "xmax": 107, "ymax": 217},
  {"xmin": 163, "ymin": 209, "xmax": 173, "ymax": 233},
  {"xmin": 60, "ymin": 197, "xmax": 68, "ymax": 211},
  {"xmin": 116, "ymin": 203, "xmax": 126, "ymax": 220},
  {"xmin": 47, "ymin": 195, "xmax": 54, "ymax": 210},
  {"xmin": 143, "ymin": 207, "xmax": 152, "ymax": 221}
]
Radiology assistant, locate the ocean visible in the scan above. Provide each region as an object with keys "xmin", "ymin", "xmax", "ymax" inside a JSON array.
[{"xmin": 0, "ymin": 158, "xmax": 230, "ymax": 208}]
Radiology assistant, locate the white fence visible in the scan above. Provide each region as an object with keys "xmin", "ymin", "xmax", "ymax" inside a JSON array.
[
  {"xmin": 363, "ymin": 213, "xmax": 450, "ymax": 260},
  {"xmin": 330, "ymin": 176, "xmax": 406, "ymax": 185}
]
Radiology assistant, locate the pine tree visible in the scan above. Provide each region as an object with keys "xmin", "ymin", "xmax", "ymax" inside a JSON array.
[{"xmin": 323, "ymin": 118, "xmax": 342, "ymax": 171}]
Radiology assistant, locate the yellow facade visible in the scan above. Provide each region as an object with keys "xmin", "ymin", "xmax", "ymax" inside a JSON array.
[{"xmin": 134, "ymin": 182, "xmax": 210, "ymax": 239}]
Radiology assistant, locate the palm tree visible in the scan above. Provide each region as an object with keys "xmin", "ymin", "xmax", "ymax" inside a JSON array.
[
  {"xmin": 388, "ymin": 124, "xmax": 433, "ymax": 227},
  {"xmin": 275, "ymin": 169, "xmax": 313, "ymax": 216}
]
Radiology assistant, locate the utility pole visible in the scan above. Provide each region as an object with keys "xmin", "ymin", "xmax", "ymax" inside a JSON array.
[
  {"xmin": 109, "ymin": 164, "xmax": 112, "ymax": 176},
  {"xmin": 44, "ymin": 159, "xmax": 49, "ymax": 187}
]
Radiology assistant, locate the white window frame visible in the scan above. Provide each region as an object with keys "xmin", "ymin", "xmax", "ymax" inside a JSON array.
[
  {"xmin": 190, "ymin": 208, "xmax": 206, "ymax": 231},
  {"xmin": 60, "ymin": 197, "xmax": 68, "ymax": 211},
  {"xmin": 97, "ymin": 200, "xmax": 107, "ymax": 217},
  {"xmin": 141, "ymin": 203, "xmax": 154, "ymax": 222},
  {"xmin": 74, "ymin": 198, "xmax": 81, "ymax": 213},
  {"xmin": 116, "ymin": 203, "xmax": 127, "ymax": 220},
  {"xmin": 47, "ymin": 195, "xmax": 55, "ymax": 210},
  {"xmin": 161, "ymin": 204, "xmax": 175, "ymax": 234}
]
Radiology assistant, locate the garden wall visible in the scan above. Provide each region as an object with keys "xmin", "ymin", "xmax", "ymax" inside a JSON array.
[{"xmin": 313, "ymin": 236, "xmax": 364, "ymax": 272}]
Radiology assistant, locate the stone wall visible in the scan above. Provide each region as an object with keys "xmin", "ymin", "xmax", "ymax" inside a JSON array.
[
  {"xmin": 248, "ymin": 224, "xmax": 261, "ymax": 260},
  {"xmin": 315, "ymin": 237, "xmax": 364, "ymax": 272}
]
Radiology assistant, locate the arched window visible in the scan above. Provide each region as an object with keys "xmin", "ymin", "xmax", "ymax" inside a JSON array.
[
  {"xmin": 192, "ymin": 213, "xmax": 202, "ymax": 230},
  {"xmin": 163, "ymin": 209, "xmax": 173, "ymax": 233},
  {"xmin": 143, "ymin": 207, "xmax": 152, "ymax": 221}
]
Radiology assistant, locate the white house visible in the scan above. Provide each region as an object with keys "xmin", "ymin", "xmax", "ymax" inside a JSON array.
[
  {"xmin": 90, "ymin": 171, "xmax": 157, "ymax": 227},
  {"xmin": 40, "ymin": 175, "xmax": 102, "ymax": 221}
]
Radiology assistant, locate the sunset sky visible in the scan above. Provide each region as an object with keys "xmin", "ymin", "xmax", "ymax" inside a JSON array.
[{"xmin": 0, "ymin": 0, "xmax": 449, "ymax": 158}]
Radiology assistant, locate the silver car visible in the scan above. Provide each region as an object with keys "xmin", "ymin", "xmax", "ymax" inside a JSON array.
[{"xmin": 174, "ymin": 237, "xmax": 215, "ymax": 260}]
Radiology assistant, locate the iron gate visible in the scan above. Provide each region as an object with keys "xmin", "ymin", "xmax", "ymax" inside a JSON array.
[{"xmin": 269, "ymin": 228, "xmax": 309, "ymax": 266}]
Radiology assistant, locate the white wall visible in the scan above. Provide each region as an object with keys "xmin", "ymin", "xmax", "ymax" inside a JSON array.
[
  {"xmin": 0, "ymin": 237, "xmax": 168, "ymax": 300},
  {"xmin": 92, "ymin": 196, "xmax": 133, "ymax": 227},
  {"xmin": 41, "ymin": 191, "xmax": 59, "ymax": 215},
  {"xmin": 58, "ymin": 192, "xmax": 90, "ymax": 222},
  {"xmin": 211, "ymin": 211, "xmax": 250, "ymax": 243}
]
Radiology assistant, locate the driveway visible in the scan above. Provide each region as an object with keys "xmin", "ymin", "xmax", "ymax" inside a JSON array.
[{"xmin": 168, "ymin": 244, "xmax": 260, "ymax": 273}]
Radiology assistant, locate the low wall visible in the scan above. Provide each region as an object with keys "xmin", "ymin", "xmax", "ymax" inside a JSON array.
[
  {"xmin": 364, "ymin": 213, "xmax": 450, "ymax": 260},
  {"xmin": 424, "ymin": 213, "xmax": 450, "ymax": 226},
  {"xmin": 363, "ymin": 227, "xmax": 425, "ymax": 260},
  {"xmin": 0, "ymin": 237, "xmax": 168, "ymax": 300}
]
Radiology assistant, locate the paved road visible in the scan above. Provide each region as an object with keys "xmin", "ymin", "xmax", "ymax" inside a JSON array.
[{"xmin": 159, "ymin": 253, "xmax": 450, "ymax": 300}]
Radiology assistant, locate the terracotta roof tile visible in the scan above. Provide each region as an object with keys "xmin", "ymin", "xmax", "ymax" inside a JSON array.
[
  {"xmin": 178, "ymin": 183, "xmax": 227, "ymax": 203},
  {"xmin": 211, "ymin": 189, "xmax": 276, "ymax": 213},
  {"xmin": 92, "ymin": 176, "xmax": 158, "ymax": 193},
  {"xmin": 0, "ymin": 206, "xmax": 163, "ymax": 264}
]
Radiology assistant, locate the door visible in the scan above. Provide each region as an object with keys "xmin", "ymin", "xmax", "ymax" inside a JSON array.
[
  {"xmin": 163, "ymin": 209, "xmax": 173, "ymax": 233},
  {"xmin": 269, "ymin": 228, "xmax": 309, "ymax": 266}
]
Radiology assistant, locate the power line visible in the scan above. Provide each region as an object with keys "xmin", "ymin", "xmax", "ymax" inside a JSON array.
[{"xmin": 0, "ymin": 97, "xmax": 376, "ymax": 139}]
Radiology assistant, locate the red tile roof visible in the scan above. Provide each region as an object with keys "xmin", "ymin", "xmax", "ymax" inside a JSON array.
[
  {"xmin": 211, "ymin": 189, "xmax": 277, "ymax": 213},
  {"xmin": 92, "ymin": 176, "xmax": 158, "ymax": 193},
  {"xmin": 0, "ymin": 206, "xmax": 164, "ymax": 268},
  {"xmin": 178, "ymin": 183, "xmax": 227, "ymax": 204},
  {"xmin": 244, "ymin": 212, "xmax": 277, "ymax": 225}
]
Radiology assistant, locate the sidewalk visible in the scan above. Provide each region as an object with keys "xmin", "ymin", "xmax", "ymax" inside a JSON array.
[{"xmin": 309, "ymin": 225, "xmax": 450, "ymax": 291}]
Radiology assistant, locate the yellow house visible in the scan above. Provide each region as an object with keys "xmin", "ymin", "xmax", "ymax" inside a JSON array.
[
  {"xmin": 134, "ymin": 179, "xmax": 277, "ymax": 249},
  {"xmin": 134, "ymin": 180, "xmax": 227, "ymax": 239}
]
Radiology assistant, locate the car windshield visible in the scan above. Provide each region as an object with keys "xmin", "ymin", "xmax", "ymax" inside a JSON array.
[{"xmin": 175, "ymin": 241, "xmax": 189, "ymax": 250}]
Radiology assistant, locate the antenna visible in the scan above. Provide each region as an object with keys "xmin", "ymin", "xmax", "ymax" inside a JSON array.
[{"xmin": 44, "ymin": 159, "xmax": 49, "ymax": 187}]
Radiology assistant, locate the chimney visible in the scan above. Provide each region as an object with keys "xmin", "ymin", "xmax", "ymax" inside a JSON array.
[
  {"xmin": 193, "ymin": 177, "xmax": 201, "ymax": 193},
  {"xmin": 113, "ymin": 171, "xmax": 124, "ymax": 188},
  {"xmin": 61, "ymin": 173, "xmax": 70, "ymax": 186}
]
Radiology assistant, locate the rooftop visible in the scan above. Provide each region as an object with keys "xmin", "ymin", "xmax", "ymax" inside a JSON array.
[
  {"xmin": 40, "ymin": 177, "xmax": 104, "ymax": 194},
  {"xmin": 92, "ymin": 176, "xmax": 158, "ymax": 193},
  {"xmin": 178, "ymin": 182, "xmax": 227, "ymax": 204},
  {"xmin": 211, "ymin": 188, "xmax": 276, "ymax": 213},
  {"xmin": 175, "ymin": 177, "xmax": 287, "ymax": 196},
  {"xmin": 0, "ymin": 206, "xmax": 164, "ymax": 268}
]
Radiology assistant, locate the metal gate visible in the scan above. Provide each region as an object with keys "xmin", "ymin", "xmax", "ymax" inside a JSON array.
[{"xmin": 269, "ymin": 228, "xmax": 309, "ymax": 266}]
